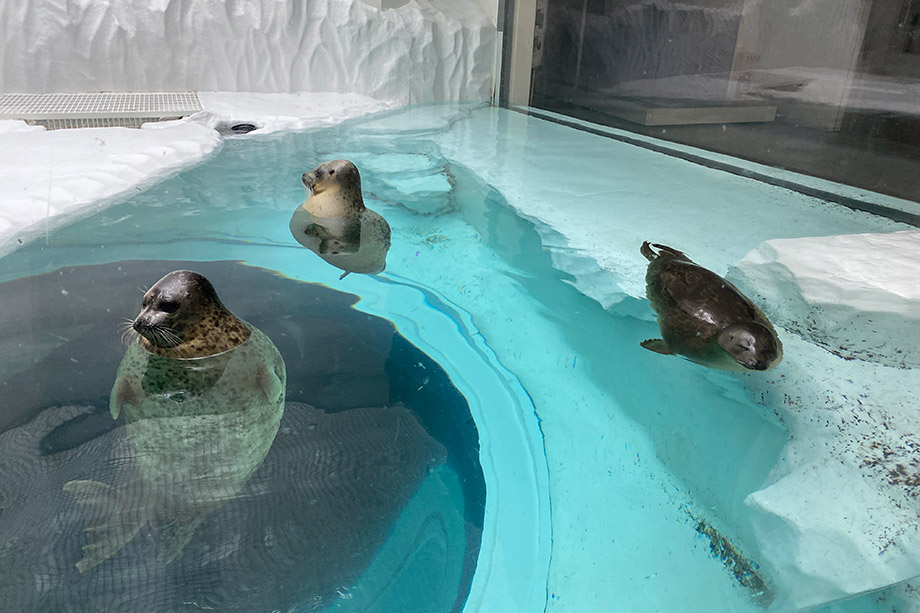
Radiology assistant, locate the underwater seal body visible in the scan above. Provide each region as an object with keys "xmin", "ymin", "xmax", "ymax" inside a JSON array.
[
  {"xmin": 65, "ymin": 270, "xmax": 286, "ymax": 572},
  {"xmin": 641, "ymin": 242, "xmax": 782, "ymax": 371},
  {"xmin": 292, "ymin": 159, "xmax": 391, "ymax": 279}
]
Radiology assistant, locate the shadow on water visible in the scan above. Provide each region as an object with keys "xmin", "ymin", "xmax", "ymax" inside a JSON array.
[{"xmin": 0, "ymin": 259, "xmax": 484, "ymax": 612}]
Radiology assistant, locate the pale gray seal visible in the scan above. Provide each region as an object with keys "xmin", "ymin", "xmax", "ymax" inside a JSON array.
[
  {"xmin": 64, "ymin": 270, "xmax": 286, "ymax": 572},
  {"xmin": 292, "ymin": 159, "xmax": 391, "ymax": 279},
  {"xmin": 641, "ymin": 242, "xmax": 783, "ymax": 371}
]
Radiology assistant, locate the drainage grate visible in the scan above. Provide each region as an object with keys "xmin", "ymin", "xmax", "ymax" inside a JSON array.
[{"xmin": 0, "ymin": 92, "xmax": 202, "ymax": 129}]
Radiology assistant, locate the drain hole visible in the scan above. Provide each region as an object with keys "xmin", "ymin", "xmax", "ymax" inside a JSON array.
[{"xmin": 230, "ymin": 123, "xmax": 257, "ymax": 134}]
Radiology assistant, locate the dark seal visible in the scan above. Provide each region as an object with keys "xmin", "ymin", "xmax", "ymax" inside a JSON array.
[{"xmin": 640, "ymin": 242, "xmax": 783, "ymax": 371}]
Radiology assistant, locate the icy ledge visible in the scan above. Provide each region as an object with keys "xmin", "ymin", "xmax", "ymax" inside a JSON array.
[
  {"xmin": 730, "ymin": 231, "xmax": 920, "ymax": 370},
  {"xmin": 0, "ymin": 92, "xmax": 391, "ymax": 259},
  {"xmin": 727, "ymin": 232, "xmax": 920, "ymax": 610}
]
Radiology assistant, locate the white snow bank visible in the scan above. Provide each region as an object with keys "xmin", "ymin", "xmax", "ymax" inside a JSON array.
[
  {"xmin": 196, "ymin": 91, "xmax": 391, "ymax": 134},
  {"xmin": 0, "ymin": 0, "xmax": 496, "ymax": 107},
  {"xmin": 719, "ymin": 232, "xmax": 920, "ymax": 610},
  {"xmin": 0, "ymin": 120, "xmax": 221, "ymax": 257},
  {"xmin": 729, "ymin": 231, "xmax": 920, "ymax": 369},
  {"xmin": 0, "ymin": 91, "xmax": 392, "ymax": 258}
]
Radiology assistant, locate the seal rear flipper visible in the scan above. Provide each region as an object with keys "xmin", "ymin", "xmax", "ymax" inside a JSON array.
[
  {"xmin": 641, "ymin": 339, "xmax": 673, "ymax": 355},
  {"xmin": 159, "ymin": 516, "xmax": 205, "ymax": 566},
  {"xmin": 63, "ymin": 480, "xmax": 142, "ymax": 573},
  {"xmin": 640, "ymin": 241, "xmax": 657, "ymax": 261}
]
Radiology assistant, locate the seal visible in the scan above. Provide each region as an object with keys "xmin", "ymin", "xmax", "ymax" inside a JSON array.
[
  {"xmin": 64, "ymin": 270, "xmax": 286, "ymax": 572},
  {"xmin": 640, "ymin": 242, "xmax": 782, "ymax": 371},
  {"xmin": 293, "ymin": 159, "xmax": 391, "ymax": 279}
]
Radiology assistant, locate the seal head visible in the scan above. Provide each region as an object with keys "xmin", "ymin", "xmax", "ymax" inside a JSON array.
[
  {"xmin": 301, "ymin": 159, "xmax": 365, "ymax": 217},
  {"xmin": 717, "ymin": 322, "xmax": 781, "ymax": 371},
  {"xmin": 133, "ymin": 270, "xmax": 250, "ymax": 358}
]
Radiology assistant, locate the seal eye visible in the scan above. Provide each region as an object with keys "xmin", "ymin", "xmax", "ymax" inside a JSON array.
[
  {"xmin": 159, "ymin": 300, "xmax": 179, "ymax": 313},
  {"xmin": 329, "ymin": 168, "xmax": 335, "ymax": 175}
]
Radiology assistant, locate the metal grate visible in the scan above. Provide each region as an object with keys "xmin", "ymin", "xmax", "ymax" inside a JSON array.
[{"xmin": 0, "ymin": 92, "xmax": 202, "ymax": 129}]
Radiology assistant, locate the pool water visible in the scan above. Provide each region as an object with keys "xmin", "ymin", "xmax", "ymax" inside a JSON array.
[{"xmin": 1, "ymin": 103, "xmax": 918, "ymax": 612}]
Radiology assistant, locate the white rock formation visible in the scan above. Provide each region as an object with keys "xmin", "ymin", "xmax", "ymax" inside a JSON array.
[
  {"xmin": 729, "ymin": 231, "xmax": 920, "ymax": 369},
  {"xmin": 725, "ymin": 233, "xmax": 920, "ymax": 610},
  {"xmin": 0, "ymin": 0, "xmax": 495, "ymax": 106},
  {"xmin": 0, "ymin": 119, "xmax": 221, "ymax": 257}
]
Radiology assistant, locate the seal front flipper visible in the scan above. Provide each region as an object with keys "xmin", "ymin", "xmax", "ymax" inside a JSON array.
[
  {"xmin": 63, "ymin": 480, "xmax": 142, "ymax": 573},
  {"xmin": 110, "ymin": 375, "xmax": 142, "ymax": 420},
  {"xmin": 641, "ymin": 339, "xmax": 673, "ymax": 355},
  {"xmin": 257, "ymin": 362, "xmax": 284, "ymax": 402}
]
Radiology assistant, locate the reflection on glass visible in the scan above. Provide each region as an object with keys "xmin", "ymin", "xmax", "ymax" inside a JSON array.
[
  {"xmin": 530, "ymin": 0, "xmax": 920, "ymax": 203},
  {"xmin": 65, "ymin": 313, "xmax": 285, "ymax": 573},
  {"xmin": 291, "ymin": 159, "xmax": 392, "ymax": 279}
]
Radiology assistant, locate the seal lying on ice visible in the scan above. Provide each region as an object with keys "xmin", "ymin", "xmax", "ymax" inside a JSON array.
[{"xmin": 640, "ymin": 242, "xmax": 782, "ymax": 371}]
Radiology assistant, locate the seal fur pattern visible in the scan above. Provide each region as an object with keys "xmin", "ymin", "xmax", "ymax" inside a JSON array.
[
  {"xmin": 294, "ymin": 159, "xmax": 391, "ymax": 279},
  {"xmin": 640, "ymin": 242, "xmax": 783, "ymax": 371},
  {"xmin": 65, "ymin": 270, "xmax": 286, "ymax": 572}
]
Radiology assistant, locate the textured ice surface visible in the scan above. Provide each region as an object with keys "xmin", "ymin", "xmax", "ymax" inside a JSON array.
[
  {"xmin": 196, "ymin": 92, "xmax": 391, "ymax": 135},
  {"xmin": 0, "ymin": 0, "xmax": 495, "ymax": 106},
  {"xmin": 730, "ymin": 231, "xmax": 920, "ymax": 369},
  {"xmin": 723, "ymin": 231, "xmax": 920, "ymax": 609},
  {"xmin": 0, "ymin": 119, "xmax": 220, "ymax": 256},
  {"xmin": 0, "ymin": 92, "xmax": 392, "ymax": 257}
]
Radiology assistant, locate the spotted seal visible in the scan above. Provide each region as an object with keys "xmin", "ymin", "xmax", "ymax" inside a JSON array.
[
  {"xmin": 640, "ymin": 242, "xmax": 782, "ymax": 371},
  {"xmin": 64, "ymin": 270, "xmax": 285, "ymax": 572},
  {"xmin": 292, "ymin": 159, "xmax": 391, "ymax": 279}
]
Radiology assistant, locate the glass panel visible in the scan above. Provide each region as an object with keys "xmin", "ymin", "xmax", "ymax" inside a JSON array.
[{"xmin": 531, "ymin": 0, "xmax": 920, "ymax": 204}]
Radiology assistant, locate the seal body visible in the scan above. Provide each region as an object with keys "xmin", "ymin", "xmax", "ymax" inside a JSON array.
[
  {"xmin": 65, "ymin": 271, "xmax": 286, "ymax": 572},
  {"xmin": 293, "ymin": 159, "xmax": 391, "ymax": 279},
  {"xmin": 640, "ymin": 242, "xmax": 782, "ymax": 371}
]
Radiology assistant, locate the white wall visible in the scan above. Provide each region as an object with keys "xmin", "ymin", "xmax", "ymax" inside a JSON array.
[{"xmin": 0, "ymin": 0, "xmax": 497, "ymax": 106}]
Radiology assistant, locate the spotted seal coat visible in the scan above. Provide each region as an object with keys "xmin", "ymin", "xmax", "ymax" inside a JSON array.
[
  {"xmin": 292, "ymin": 159, "xmax": 391, "ymax": 279},
  {"xmin": 64, "ymin": 271, "xmax": 285, "ymax": 572},
  {"xmin": 640, "ymin": 242, "xmax": 783, "ymax": 371}
]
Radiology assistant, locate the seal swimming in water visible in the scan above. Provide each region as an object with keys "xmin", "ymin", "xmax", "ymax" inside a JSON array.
[
  {"xmin": 64, "ymin": 270, "xmax": 286, "ymax": 572},
  {"xmin": 291, "ymin": 159, "xmax": 391, "ymax": 279},
  {"xmin": 640, "ymin": 242, "xmax": 782, "ymax": 371}
]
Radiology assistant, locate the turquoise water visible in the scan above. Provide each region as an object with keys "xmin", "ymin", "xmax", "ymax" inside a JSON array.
[{"xmin": 1, "ymin": 103, "xmax": 918, "ymax": 611}]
